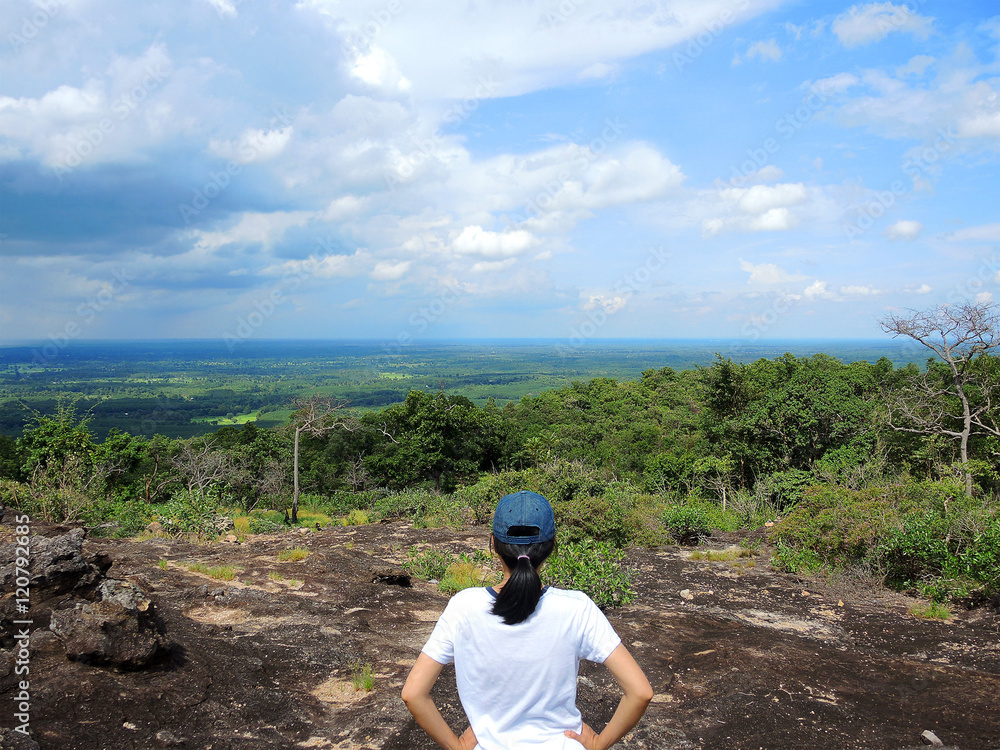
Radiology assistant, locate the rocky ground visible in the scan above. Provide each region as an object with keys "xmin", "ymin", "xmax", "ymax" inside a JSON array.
[{"xmin": 1, "ymin": 513, "xmax": 999, "ymax": 750}]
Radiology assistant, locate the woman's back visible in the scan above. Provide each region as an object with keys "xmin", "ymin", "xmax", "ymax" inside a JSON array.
[{"xmin": 422, "ymin": 586, "xmax": 621, "ymax": 749}]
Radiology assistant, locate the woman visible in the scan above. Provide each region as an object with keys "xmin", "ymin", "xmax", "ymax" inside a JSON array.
[{"xmin": 402, "ymin": 490, "xmax": 653, "ymax": 749}]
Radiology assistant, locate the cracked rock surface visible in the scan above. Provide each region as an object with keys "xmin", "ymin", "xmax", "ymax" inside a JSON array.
[{"xmin": 1, "ymin": 519, "xmax": 997, "ymax": 749}]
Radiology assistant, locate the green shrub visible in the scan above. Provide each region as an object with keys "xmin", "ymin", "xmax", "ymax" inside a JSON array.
[
  {"xmin": 157, "ymin": 490, "xmax": 225, "ymax": 535},
  {"xmin": 661, "ymin": 504, "xmax": 711, "ymax": 546},
  {"xmin": 454, "ymin": 470, "xmax": 535, "ymax": 524},
  {"xmin": 554, "ymin": 484, "xmax": 636, "ymax": 548},
  {"xmin": 545, "ymin": 539, "xmax": 634, "ymax": 608},
  {"xmin": 439, "ymin": 561, "xmax": 496, "ymax": 595},
  {"xmin": 402, "ymin": 547, "xmax": 455, "ymax": 580},
  {"xmin": 771, "ymin": 543, "xmax": 826, "ymax": 575},
  {"xmin": 248, "ymin": 513, "xmax": 285, "ymax": 534}
]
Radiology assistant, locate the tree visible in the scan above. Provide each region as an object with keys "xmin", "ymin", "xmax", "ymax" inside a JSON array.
[
  {"xmin": 289, "ymin": 397, "xmax": 357, "ymax": 523},
  {"xmin": 880, "ymin": 301, "xmax": 1000, "ymax": 496}
]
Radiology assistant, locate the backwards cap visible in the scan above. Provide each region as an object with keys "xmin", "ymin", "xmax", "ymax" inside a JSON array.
[{"xmin": 492, "ymin": 490, "xmax": 556, "ymax": 545}]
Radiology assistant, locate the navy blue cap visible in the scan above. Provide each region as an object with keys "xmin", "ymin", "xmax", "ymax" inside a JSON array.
[{"xmin": 492, "ymin": 491, "xmax": 556, "ymax": 545}]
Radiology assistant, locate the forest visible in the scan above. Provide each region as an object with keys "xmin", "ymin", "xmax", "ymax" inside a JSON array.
[{"xmin": 2, "ymin": 303, "xmax": 998, "ymax": 610}]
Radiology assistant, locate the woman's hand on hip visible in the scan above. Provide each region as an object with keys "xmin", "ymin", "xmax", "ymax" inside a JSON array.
[{"xmin": 565, "ymin": 722, "xmax": 602, "ymax": 750}]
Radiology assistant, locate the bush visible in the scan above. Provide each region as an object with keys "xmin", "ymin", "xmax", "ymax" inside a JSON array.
[
  {"xmin": 402, "ymin": 548, "xmax": 455, "ymax": 580},
  {"xmin": 157, "ymin": 490, "xmax": 226, "ymax": 535},
  {"xmin": 554, "ymin": 483, "xmax": 636, "ymax": 548},
  {"xmin": 248, "ymin": 512, "xmax": 285, "ymax": 534},
  {"xmin": 439, "ymin": 560, "xmax": 497, "ymax": 595},
  {"xmin": 545, "ymin": 540, "xmax": 634, "ymax": 608},
  {"xmin": 662, "ymin": 504, "xmax": 711, "ymax": 546}
]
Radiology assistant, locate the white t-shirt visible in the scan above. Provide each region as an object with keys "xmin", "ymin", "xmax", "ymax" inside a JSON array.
[{"xmin": 421, "ymin": 586, "xmax": 622, "ymax": 750}]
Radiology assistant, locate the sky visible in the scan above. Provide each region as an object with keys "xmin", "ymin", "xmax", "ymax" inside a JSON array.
[{"xmin": 1, "ymin": 0, "xmax": 999, "ymax": 348}]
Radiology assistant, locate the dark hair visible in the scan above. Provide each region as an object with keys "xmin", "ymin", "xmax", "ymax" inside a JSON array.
[{"xmin": 491, "ymin": 536, "xmax": 555, "ymax": 625}]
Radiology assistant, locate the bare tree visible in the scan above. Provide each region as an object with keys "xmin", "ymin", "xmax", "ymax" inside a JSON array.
[
  {"xmin": 880, "ymin": 301, "xmax": 1000, "ymax": 496},
  {"xmin": 344, "ymin": 452, "xmax": 369, "ymax": 492},
  {"xmin": 289, "ymin": 397, "xmax": 359, "ymax": 523},
  {"xmin": 172, "ymin": 438, "xmax": 229, "ymax": 494}
]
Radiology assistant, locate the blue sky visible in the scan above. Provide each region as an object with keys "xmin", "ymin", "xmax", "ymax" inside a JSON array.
[{"xmin": 1, "ymin": 0, "xmax": 998, "ymax": 346}]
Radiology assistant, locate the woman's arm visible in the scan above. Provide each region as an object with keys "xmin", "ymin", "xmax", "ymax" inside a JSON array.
[
  {"xmin": 401, "ymin": 653, "xmax": 478, "ymax": 750},
  {"xmin": 565, "ymin": 643, "xmax": 654, "ymax": 750}
]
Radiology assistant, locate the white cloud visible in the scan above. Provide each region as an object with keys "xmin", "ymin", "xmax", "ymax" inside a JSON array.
[
  {"xmin": 208, "ymin": 127, "xmax": 293, "ymax": 164},
  {"xmin": 262, "ymin": 250, "xmax": 370, "ymax": 279},
  {"xmin": 811, "ymin": 73, "xmax": 860, "ymax": 96},
  {"xmin": 739, "ymin": 259, "xmax": 808, "ymax": 285},
  {"xmin": 751, "ymin": 165, "xmax": 785, "ymax": 182},
  {"xmin": 703, "ymin": 183, "xmax": 809, "ymax": 235},
  {"xmin": 470, "ymin": 259, "xmax": 517, "ymax": 273},
  {"xmin": 976, "ymin": 291, "xmax": 994, "ymax": 304},
  {"xmin": 832, "ymin": 3, "xmax": 933, "ymax": 48},
  {"xmin": 370, "ymin": 260, "xmax": 411, "ymax": 280},
  {"xmin": 203, "ymin": 0, "xmax": 237, "ymax": 17},
  {"xmin": 452, "ymin": 226, "xmax": 539, "ymax": 258},
  {"xmin": 885, "ymin": 220, "xmax": 923, "ymax": 240},
  {"xmin": 321, "ymin": 195, "xmax": 367, "ymax": 222},
  {"xmin": 298, "ymin": 0, "xmax": 783, "ymax": 99},
  {"xmin": 897, "ymin": 55, "xmax": 935, "ymax": 77},
  {"xmin": 840, "ymin": 284, "xmax": 883, "ymax": 296},
  {"xmin": 189, "ymin": 211, "xmax": 312, "ymax": 255},
  {"xmin": 803, "ymin": 280, "xmax": 833, "ymax": 299},
  {"xmin": 350, "ymin": 46, "xmax": 412, "ymax": 93},
  {"xmin": 908, "ymin": 283, "xmax": 933, "ymax": 294},
  {"xmin": 943, "ymin": 223, "xmax": 1000, "ymax": 242},
  {"xmin": 745, "ymin": 39, "xmax": 782, "ymax": 63},
  {"xmin": 582, "ymin": 293, "xmax": 627, "ymax": 314}
]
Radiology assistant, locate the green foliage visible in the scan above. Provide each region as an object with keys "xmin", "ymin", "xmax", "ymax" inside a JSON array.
[
  {"xmin": 277, "ymin": 547, "xmax": 310, "ymax": 562},
  {"xmin": 771, "ymin": 479, "xmax": 1000, "ymax": 603},
  {"xmin": 661, "ymin": 504, "xmax": 711, "ymax": 545},
  {"xmin": 248, "ymin": 512, "xmax": 285, "ymax": 534},
  {"xmin": 156, "ymin": 490, "xmax": 225, "ymax": 535},
  {"xmin": 909, "ymin": 601, "xmax": 951, "ymax": 620},
  {"xmin": 546, "ymin": 540, "xmax": 634, "ymax": 608},
  {"xmin": 88, "ymin": 497, "xmax": 149, "ymax": 538},
  {"xmin": 554, "ymin": 482, "xmax": 635, "ymax": 547},
  {"xmin": 439, "ymin": 561, "xmax": 497, "ymax": 595},
  {"xmin": 349, "ymin": 660, "xmax": 375, "ymax": 691},
  {"xmin": 402, "ymin": 547, "xmax": 455, "ymax": 580}
]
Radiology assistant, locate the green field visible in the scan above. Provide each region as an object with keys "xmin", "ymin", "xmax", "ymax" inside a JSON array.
[{"xmin": 0, "ymin": 338, "xmax": 923, "ymax": 439}]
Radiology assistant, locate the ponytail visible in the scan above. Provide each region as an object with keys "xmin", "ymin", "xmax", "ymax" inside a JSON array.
[{"xmin": 491, "ymin": 537, "xmax": 555, "ymax": 625}]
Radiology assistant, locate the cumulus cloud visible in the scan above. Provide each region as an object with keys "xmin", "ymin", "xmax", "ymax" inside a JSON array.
[
  {"xmin": 885, "ymin": 220, "xmax": 923, "ymax": 240},
  {"xmin": 452, "ymin": 226, "xmax": 539, "ymax": 259},
  {"xmin": 582, "ymin": 293, "xmax": 627, "ymax": 314},
  {"xmin": 803, "ymin": 280, "xmax": 834, "ymax": 299},
  {"xmin": 739, "ymin": 259, "xmax": 808, "ymax": 285},
  {"xmin": 832, "ymin": 3, "xmax": 933, "ymax": 48},
  {"xmin": 703, "ymin": 183, "xmax": 809, "ymax": 236},
  {"xmin": 371, "ymin": 260, "xmax": 411, "ymax": 280},
  {"xmin": 189, "ymin": 211, "xmax": 313, "ymax": 255}
]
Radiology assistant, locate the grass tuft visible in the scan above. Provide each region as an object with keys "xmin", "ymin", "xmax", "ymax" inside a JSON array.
[
  {"xmin": 349, "ymin": 660, "xmax": 375, "ymax": 691},
  {"xmin": 909, "ymin": 601, "xmax": 951, "ymax": 620},
  {"xmin": 278, "ymin": 547, "xmax": 310, "ymax": 562}
]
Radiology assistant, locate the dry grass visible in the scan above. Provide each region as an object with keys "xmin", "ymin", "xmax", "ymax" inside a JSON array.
[{"xmin": 278, "ymin": 547, "xmax": 310, "ymax": 562}]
